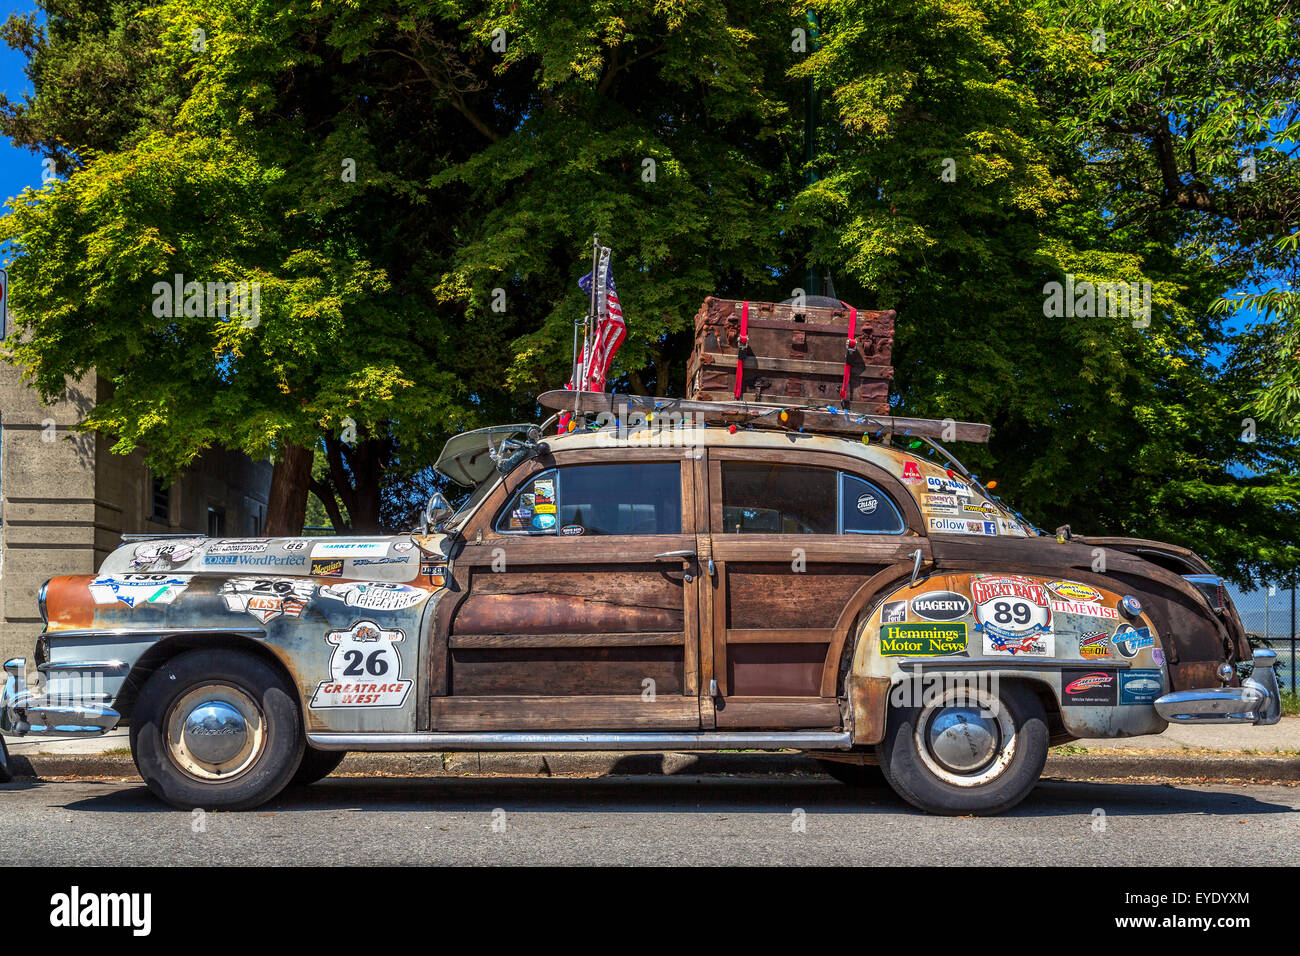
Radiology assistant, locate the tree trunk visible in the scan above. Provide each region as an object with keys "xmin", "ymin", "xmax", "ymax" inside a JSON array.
[{"xmin": 264, "ymin": 441, "xmax": 313, "ymax": 536}]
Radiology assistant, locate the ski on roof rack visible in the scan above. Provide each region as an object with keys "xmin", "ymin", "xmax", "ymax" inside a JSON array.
[{"xmin": 537, "ymin": 390, "xmax": 991, "ymax": 444}]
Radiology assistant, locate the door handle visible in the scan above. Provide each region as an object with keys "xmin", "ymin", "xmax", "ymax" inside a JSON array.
[{"xmin": 654, "ymin": 549, "xmax": 697, "ymax": 561}]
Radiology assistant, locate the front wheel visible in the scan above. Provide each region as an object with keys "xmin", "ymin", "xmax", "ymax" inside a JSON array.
[
  {"xmin": 130, "ymin": 649, "xmax": 305, "ymax": 810},
  {"xmin": 289, "ymin": 746, "xmax": 347, "ymax": 787},
  {"xmin": 876, "ymin": 680, "xmax": 1048, "ymax": 815}
]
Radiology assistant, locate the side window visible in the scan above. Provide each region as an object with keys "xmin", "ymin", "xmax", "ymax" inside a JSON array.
[
  {"xmin": 720, "ymin": 463, "xmax": 837, "ymax": 534},
  {"xmin": 840, "ymin": 474, "xmax": 905, "ymax": 534},
  {"xmin": 496, "ymin": 463, "xmax": 682, "ymax": 536},
  {"xmin": 719, "ymin": 462, "xmax": 904, "ymax": 534}
]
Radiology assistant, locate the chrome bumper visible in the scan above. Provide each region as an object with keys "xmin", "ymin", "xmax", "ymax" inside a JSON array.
[
  {"xmin": 1154, "ymin": 649, "xmax": 1282, "ymax": 726},
  {"xmin": 1, "ymin": 657, "xmax": 121, "ymax": 738}
]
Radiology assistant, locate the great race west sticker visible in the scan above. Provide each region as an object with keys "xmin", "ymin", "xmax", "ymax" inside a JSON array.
[
  {"xmin": 318, "ymin": 582, "xmax": 431, "ymax": 612},
  {"xmin": 220, "ymin": 578, "xmax": 316, "ymax": 624},
  {"xmin": 880, "ymin": 622, "xmax": 968, "ymax": 657},
  {"xmin": 1120, "ymin": 669, "xmax": 1164, "ymax": 705},
  {"xmin": 89, "ymin": 574, "xmax": 189, "ymax": 608},
  {"xmin": 971, "ymin": 574, "xmax": 1054, "ymax": 656},
  {"xmin": 1060, "ymin": 669, "xmax": 1118, "ymax": 706},
  {"xmin": 309, "ymin": 621, "xmax": 412, "ymax": 709}
]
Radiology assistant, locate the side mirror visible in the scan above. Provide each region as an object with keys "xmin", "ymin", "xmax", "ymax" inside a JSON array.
[{"xmin": 424, "ymin": 493, "xmax": 454, "ymax": 533}]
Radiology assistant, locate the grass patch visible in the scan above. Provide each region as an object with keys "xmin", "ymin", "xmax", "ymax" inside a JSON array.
[
  {"xmin": 1280, "ymin": 691, "xmax": 1300, "ymax": 717},
  {"xmin": 1050, "ymin": 744, "xmax": 1090, "ymax": 755},
  {"xmin": 101, "ymin": 747, "xmax": 132, "ymax": 757}
]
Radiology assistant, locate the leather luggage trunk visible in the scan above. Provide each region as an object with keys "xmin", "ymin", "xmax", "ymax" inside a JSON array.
[{"xmin": 687, "ymin": 297, "xmax": 895, "ymax": 414}]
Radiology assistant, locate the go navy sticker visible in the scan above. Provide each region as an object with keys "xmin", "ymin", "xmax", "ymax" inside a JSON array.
[{"xmin": 1120, "ymin": 669, "xmax": 1163, "ymax": 705}]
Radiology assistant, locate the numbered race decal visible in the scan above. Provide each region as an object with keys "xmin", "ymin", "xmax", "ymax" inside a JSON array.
[
  {"xmin": 310, "ymin": 621, "xmax": 412, "ymax": 709},
  {"xmin": 220, "ymin": 578, "xmax": 316, "ymax": 623},
  {"xmin": 318, "ymin": 582, "xmax": 431, "ymax": 612},
  {"xmin": 130, "ymin": 539, "xmax": 203, "ymax": 570},
  {"xmin": 970, "ymin": 574, "xmax": 1054, "ymax": 656},
  {"xmin": 88, "ymin": 574, "xmax": 189, "ymax": 608}
]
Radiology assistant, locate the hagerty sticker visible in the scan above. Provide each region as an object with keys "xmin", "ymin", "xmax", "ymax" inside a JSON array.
[{"xmin": 309, "ymin": 621, "xmax": 413, "ymax": 708}]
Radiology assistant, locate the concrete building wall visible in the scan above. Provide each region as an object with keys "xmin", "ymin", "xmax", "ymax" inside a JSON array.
[{"xmin": 0, "ymin": 350, "xmax": 273, "ymax": 664}]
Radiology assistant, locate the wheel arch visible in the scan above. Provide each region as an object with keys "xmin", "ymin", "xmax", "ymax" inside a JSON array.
[{"xmin": 115, "ymin": 632, "xmax": 299, "ymax": 722}]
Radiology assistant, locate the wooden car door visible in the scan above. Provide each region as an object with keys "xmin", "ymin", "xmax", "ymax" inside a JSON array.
[
  {"xmin": 700, "ymin": 447, "xmax": 928, "ymax": 729},
  {"xmin": 433, "ymin": 448, "xmax": 703, "ymax": 731}
]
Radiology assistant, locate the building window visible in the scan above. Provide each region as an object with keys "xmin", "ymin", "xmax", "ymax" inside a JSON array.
[
  {"xmin": 207, "ymin": 506, "xmax": 226, "ymax": 538},
  {"xmin": 248, "ymin": 509, "xmax": 263, "ymax": 537},
  {"xmin": 151, "ymin": 476, "xmax": 171, "ymax": 524}
]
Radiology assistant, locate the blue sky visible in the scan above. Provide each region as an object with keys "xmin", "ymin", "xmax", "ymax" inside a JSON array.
[{"xmin": 0, "ymin": 3, "xmax": 39, "ymax": 212}]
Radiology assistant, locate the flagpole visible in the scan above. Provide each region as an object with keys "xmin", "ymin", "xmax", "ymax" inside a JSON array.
[{"xmin": 580, "ymin": 233, "xmax": 600, "ymax": 397}]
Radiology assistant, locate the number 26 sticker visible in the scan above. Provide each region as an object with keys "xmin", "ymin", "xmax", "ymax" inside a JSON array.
[{"xmin": 310, "ymin": 620, "xmax": 413, "ymax": 709}]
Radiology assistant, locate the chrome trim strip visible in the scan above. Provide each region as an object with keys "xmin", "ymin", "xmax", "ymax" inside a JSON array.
[
  {"xmin": 42, "ymin": 626, "xmax": 266, "ymax": 641},
  {"xmin": 306, "ymin": 731, "xmax": 853, "ymax": 752},
  {"xmin": 894, "ymin": 658, "xmax": 1132, "ymax": 670},
  {"xmin": 37, "ymin": 660, "xmax": 128, "ymax": 673}
]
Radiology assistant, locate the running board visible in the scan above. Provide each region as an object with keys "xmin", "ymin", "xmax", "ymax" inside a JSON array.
[{"xmin": 306, "ymin": 731, "xmax": 853, "ymax": 752}]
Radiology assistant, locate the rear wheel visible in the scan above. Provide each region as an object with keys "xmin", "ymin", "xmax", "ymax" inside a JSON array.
[
  {"xmin": 130, "ymin": 649, "xmax": 304, "ymax": 810},
  {"xmin": 289, "ymin": 746, "xmax": 347, "ymax": 787},
  {"xmin": 876, "ymin": 680, "xmax": 1048, "ymax": 815}
]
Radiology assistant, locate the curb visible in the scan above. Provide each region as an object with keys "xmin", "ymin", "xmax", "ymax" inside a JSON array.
[{"xmin": 5, "ymin": 750, "xmax": 1298, "ymax": 783}]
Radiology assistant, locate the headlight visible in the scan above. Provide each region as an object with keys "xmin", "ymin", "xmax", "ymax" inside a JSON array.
[{"xmin": 37, "ymin": 579, "xmax": 50, "ymax": 624}]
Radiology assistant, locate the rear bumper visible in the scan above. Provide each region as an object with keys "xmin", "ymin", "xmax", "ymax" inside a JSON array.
[
  {"xmin": 1, "ymin": 657, "xmax": 121, "ymax": 738},
  {"xmin": 1154, "ymin": 649, "xmax": 1282, "ymax": 726}
]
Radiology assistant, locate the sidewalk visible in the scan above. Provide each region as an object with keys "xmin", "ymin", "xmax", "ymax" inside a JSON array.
[
  {"xmin": 4, "ymin": 719, "xmax": 1297, "ymax": 784},
  {"xmin": 7, "ymin": 718, "xmax": 1300, "ymax": 757}
]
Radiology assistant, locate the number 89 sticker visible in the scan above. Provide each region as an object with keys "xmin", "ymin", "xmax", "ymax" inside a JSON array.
[
  {"xmin": 310, "ymin": 620, "xmax": 413, "ymax": 709},
  {"xmin": 970, "ymin": 574, "xmax": 1054, "ymax": 656}
]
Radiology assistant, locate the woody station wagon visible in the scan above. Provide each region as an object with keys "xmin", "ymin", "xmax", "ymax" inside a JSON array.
[{"xmin": 0, "ymin": 390, "xmax": 1281, "ymax": 815}]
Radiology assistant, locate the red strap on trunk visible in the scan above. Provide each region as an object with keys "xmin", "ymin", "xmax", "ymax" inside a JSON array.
[
  {"xmin": 839, "ymin": 304, "xmax": 858, "ymax": 402},
  {"xmin": 734, "ymin": 300, "xmax": 750, "ymax": 400}
]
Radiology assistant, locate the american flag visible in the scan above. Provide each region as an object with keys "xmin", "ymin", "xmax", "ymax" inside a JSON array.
[{"xmin": 571, "ymin": 246, "xmax": 626, "ymax": 394}]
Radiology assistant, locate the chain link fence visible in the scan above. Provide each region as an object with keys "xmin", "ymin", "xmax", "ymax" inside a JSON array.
[{"xmin": 1227, "ymin": 582, "xmax": 1299, "ymax": 695}]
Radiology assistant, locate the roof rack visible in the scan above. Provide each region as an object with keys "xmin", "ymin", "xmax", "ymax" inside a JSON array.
[
  {"xmin": 537, "ymin": 390, "xmax": 991, "ymax": 444},
  {"xmin": 120, "ymin": 533, "xmax": 208, "ymax": 543}
]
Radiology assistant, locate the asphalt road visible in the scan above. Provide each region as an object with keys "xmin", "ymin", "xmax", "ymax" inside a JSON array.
[{"xmin": 1, "ymin": 774, "xmax": 1297, "ymax": 866}]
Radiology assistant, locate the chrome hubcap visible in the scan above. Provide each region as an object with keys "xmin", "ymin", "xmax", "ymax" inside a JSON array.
[
  {"xmin": 165, "ymin": 684, "xmax": 265, "ymax": 782},
  {"xmin": 926, "ymin": 707, "xmax": 1000, "ymax": 773},
  {"xmin": 914, "ymin": 687, "xmax": 1017, "ymax": 787},
  {"xmin": 182, "ymin": 701, "xmax": 248, "ymax": 765}
]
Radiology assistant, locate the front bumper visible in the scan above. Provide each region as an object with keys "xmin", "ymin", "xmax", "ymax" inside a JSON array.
[
  {"xmin": 1154, "ymin": 649, "xmax": 1282, "ymax": 725},
  {"xmin": 1, "ymin": 657, "xmax": 121, "ymax": 738}
]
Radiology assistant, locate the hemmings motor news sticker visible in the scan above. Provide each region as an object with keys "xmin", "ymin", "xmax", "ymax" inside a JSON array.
[{"xmin": 309, "ymin": 621, "xmax": 413, "ymax": 709}]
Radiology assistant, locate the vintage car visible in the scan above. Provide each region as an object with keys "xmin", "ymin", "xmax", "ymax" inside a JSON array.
[{"xmin": 0, "ymin": 391, "xmax": 1280, "ymax": 815}]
